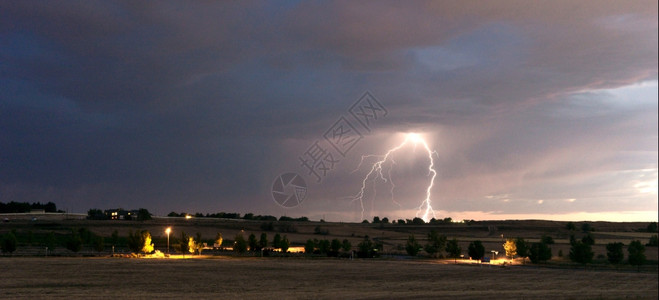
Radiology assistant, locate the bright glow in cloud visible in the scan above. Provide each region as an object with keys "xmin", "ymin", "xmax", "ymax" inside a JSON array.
[{"xmin": 351, "ymin": 133, "xmax": 438, "ymax": 222}]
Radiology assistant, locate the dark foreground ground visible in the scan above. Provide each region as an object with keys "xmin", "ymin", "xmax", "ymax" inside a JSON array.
[{"xmin": 1, "ymin": 257, "xmax": 657, "ymax": 299}]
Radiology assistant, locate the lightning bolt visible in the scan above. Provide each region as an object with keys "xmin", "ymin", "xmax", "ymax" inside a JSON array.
[{"xmin": 350, "ymin": 133, "xmax": 438, "ymax": 222}]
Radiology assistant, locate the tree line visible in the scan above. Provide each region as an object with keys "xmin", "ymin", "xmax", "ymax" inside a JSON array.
[{"xmin": 0, "ymin": 201, "xmax": 60, "ymax": 213}]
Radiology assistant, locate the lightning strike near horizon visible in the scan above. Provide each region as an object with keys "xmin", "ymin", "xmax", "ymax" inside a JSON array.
[{"xmin": 351, "ymin": 133, "xmax": 438, "ymax": 222}]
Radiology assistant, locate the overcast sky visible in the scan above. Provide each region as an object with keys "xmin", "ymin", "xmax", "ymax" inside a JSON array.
[{"xmin": 1, "ymin": 1, "xmax": 657, "ymax": 222}]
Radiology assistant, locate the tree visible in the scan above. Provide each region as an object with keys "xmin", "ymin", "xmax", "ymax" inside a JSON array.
[
  {"xmin": 66, "ymin": 230, "xmax": 83, "ymax": 253},
  {"xmin": 140, "ymin": 230, "xmax": 154, "ymax": 254},
  {"xmin": 1, "ymin": 232, "xmax": 18, "ymax": 254},
  {"xmin": 647, "ymin": 235, "xmax": 658, "ymax": 247},
  {"xmin": 628, "ymin": 240, "xmax": 646, "ymax": 271},
  {"xmin": 445, "ymin": 238, "xmax": 461, "ymax": 263},
  {"xmin": 127, "ymin": 230, "xmax": 141, "ymax": 253},
  {"xmin": 248, "ymin": 234, "xmax": 258, "ymax": 252},
  {"xmin": 411, "ymin": 217, "xmax": 425, "ymax": 225},
  {"xmin": 305, "ymin": 239, "xmax": 316, "ymax": 254},
  {"xmin": 234, "ymin": 233, "xmax": 247, "ymax": 253},
  {"xmin": 529, "ymin": 242, "xmax": 551, "ymax": 263},
  {"xmin": 468, "ymin": 240, "xmax": 485, "ymax": 260},
  {"xmin": 503, "ymin": 239, "xmax": 517, "ymax": 259},
  {"xmin": 189, "ymin": 233, "xmax": 204, "ymax": 255},
  {"xmin": 358, "ymin": 236, "xmax": 375, "ymax": 258},
  {"xmin": 137, "ymin": 208, "xmax": 152, "ymax": 221},
  {"xmin": 581, "ymin": 234, "xmax": 595, "ymax": 246},
  {"xmin": 381, "ymin": 217, "xmax": 389, "ymax": 224},
  {"xmin": 44, "ymin": 232, "xmax": 56, "ymax": 253},
  {"xmin": 179, "ymin": 232, "xmax": 190, "ymax": 255},
  {"xmin": 259, "ymin": 233, "xmax": 268, "ymax": 250},
  {"xmin": 78, "ymin": 227, "xmax": 93, "ymax": 244},
  {"xmin": 606, "ymin": 242, "xmax": 624, "ymax": 265},
  {"xmin": 330, "ymin": 239, "xmax": 342, "ymax": 254},
  {"xmin": 215, "ymin": 233, "xmax": 223, "ymax": 248},
  {"xmin": 314, "ymin": 226, "xmax": 329, "ymax": 235},
  {"xmin": 87, "ymin": 209, "xmax": 107, "ymax": 220},
  {"xmin": 188, "ymin": 236, "xmax": 203, "ymax": 255},
  {"xmin": 424, "ymin": 230, "xmax": 447, "ymax": 258},
  {"xmin": 280, "ymin": 235, "xmax": 290, "ymax": 253},
  {"xmin": 372, "ymin": 216, "xmax": 381, "ymax": 223},
  {"xmin": 110, "ymin": 230, "xmax": 119, "ymax": 246},
  {"xmin": 261, "ymin": 222, "xmax": 274, "ymax": 231},
  {"xmin": 569, "ymin": 240, "xmax": 593, "ymax": 266},
  {"xmin": 405, "ymin": 235, "xmax": 421, "ymax": 256},
  {"xmin": 273, "ymin": 233, "xmax": 282, "ymax": 249},
  {"xmin": 581, "ymin": 223, "xmax": 593, "ymax": 233},
  {"xmin": 318, "ymin": 239, "xmax": 330, "ymax": 254},
  {"xmin": 93, "ymin": 236, "xmax": 105, "ymax": 252},
  {"xmin": 646, "ymin": 222, "xmax": 657, "ymax": 233},
  {"xmin": 541, "ymin": 235, "xmax": 555, "ymax": 245},
  {"xmin": 341, "ymin": 239, "xmax": 352, "ymax": 252},
  {"xmin": 566, "ymin": 222, "xmax": 576, "ymax": 231},
  {"xmin": 515, "ymin": 238, "xmax": 529, "ymax": 264}
]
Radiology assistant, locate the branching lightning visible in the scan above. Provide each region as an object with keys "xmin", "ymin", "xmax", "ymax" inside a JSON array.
[{"xmin": 350, "ymin": 133, "xmax": 438, "ymax": 222}]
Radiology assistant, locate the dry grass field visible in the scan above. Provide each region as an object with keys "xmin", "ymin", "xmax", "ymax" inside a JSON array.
[{"xmin": 1, "ymin": 256, "xmax": 657, "ymax": 299}]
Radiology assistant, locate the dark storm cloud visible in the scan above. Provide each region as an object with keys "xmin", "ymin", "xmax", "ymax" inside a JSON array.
[{"xmin": 0, "ymin": 1, "xmax": 656, "ymax": 220}]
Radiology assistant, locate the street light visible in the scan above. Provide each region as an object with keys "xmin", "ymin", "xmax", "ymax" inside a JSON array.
[{"xmin": 165, "ymin": 227, "xmax": 171, "ymax": 255}]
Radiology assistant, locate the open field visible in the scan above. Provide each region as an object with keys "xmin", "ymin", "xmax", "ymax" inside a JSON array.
[{"xmin": 1, "ymin": 256, "xmax": 657, "ymax": 299}]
